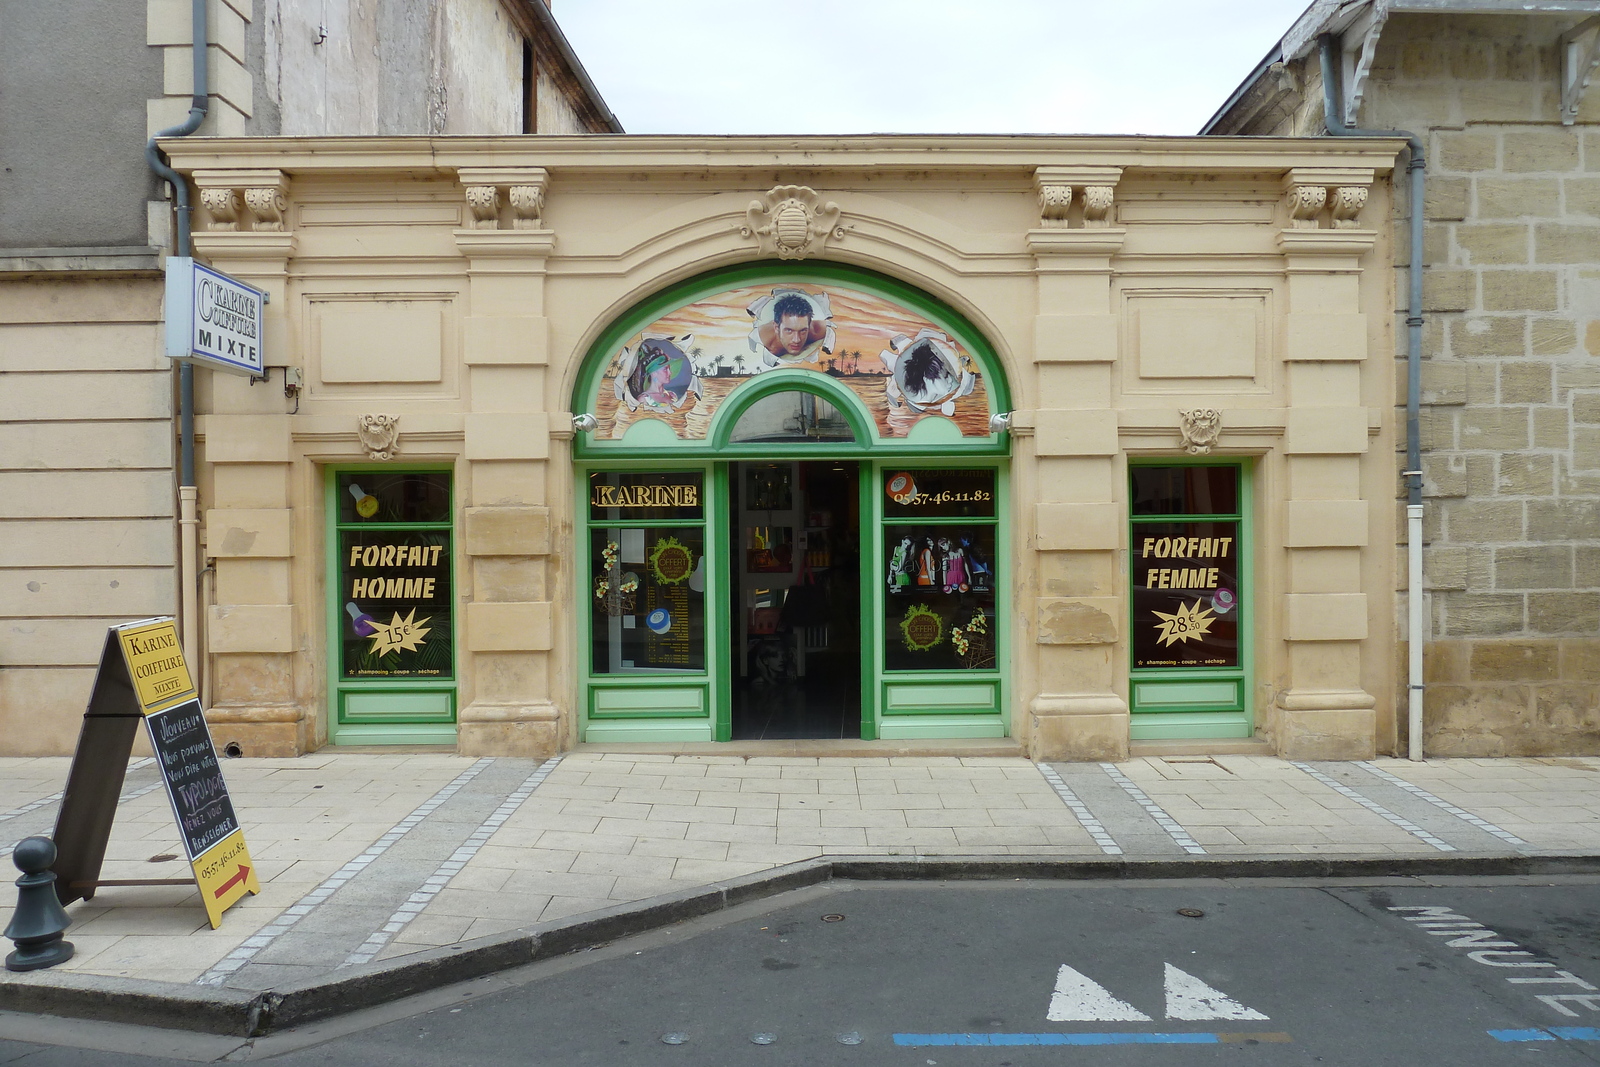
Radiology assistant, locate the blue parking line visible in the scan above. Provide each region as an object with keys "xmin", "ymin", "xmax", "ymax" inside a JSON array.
[
  {"xmin": 1488, "ymin": 1028, "xmax": 1600, "ymax": 1042},
  {"xmin": 1551, "ymin": 1028, "xmax": 1600, "ymax": 1041},
  {"xmin": 894, "ymin": 1033, "xmax": 1221, "ymax": 1046},
  {"xmin": 1490, "ymin": 1029, "xmax": 1558, "ymax": 1042}
]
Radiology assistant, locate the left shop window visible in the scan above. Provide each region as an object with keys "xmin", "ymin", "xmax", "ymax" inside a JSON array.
[
  {"xmin": 588, "ymin": 472, "xmax": 707, "ymax": 675},
  {"xmin": 336, "ymin": 472, "xmax": 453, "ymax": 680}
]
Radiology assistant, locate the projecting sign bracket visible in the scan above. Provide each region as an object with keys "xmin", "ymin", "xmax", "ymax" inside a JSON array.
[{"xmin": 1561, "ymin": 15, "xmax": 1600, "ymax": 125}]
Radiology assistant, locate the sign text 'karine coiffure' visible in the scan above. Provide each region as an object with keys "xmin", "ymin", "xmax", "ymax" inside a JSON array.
[{"xmin": 165, "ymin": 257, "xmax": 267, "ymax": 378}]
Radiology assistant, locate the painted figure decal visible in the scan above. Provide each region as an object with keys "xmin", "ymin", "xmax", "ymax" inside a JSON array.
[
  {"xmin": 592, "ymin": 282, "xmax": 993, "ymax": 440},
  {"xmin": 748, "ymin": 287, "xmax": 835, "ymax": 366},
  {"xmin": 881, "ymin": 329, "xmax": 976, "ymax": 418},
  {"xmin": 614, "ymin": 336, "xmax": 703, "ymax": 415}
]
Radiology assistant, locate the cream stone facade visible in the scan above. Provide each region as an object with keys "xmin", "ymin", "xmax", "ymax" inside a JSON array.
[{"xmin": 149, "ymin": 135, "xmax": 1404, "ymax": 762}]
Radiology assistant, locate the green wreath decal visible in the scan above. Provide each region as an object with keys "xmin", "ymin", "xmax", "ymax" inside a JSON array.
[
  {"xmin": 900, "ymin": 603, "xmax": 943, "ymax": 651},
  {"xmin": 649, "ymin": 536, "xmax": 695, "ymax": 585}
]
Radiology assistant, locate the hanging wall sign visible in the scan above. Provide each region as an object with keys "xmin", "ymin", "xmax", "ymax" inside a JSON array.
[
  {"xmin": 51, "ymin": 617, "xmax": 259, "ymax": 929},
  {"xmin": 164, "ymin": 256, "xmax": 267, "ymax": 377},
  {"xmin": 1131, "ymin": 522, "xmax": 1240, "ymax": 670}
]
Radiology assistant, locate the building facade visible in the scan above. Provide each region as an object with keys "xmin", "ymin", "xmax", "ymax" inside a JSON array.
[
  {"xmin": 147, "ymin": 135, "xmax": 1403, "ymax": 762},
  {"xmin": 1205, "ymin": 1, "xmax": 1600, "ymax": 755},
  {"xmin": 0, "ymin": 0, "xmax": 615, "ymax": 756}
]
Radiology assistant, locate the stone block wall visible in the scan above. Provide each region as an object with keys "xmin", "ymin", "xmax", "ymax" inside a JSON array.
[{"xmin": 1212, "ymin": 13, "xmax": 1600, "ymax": 754}]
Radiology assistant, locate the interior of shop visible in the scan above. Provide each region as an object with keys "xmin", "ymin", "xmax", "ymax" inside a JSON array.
[{"xmin": 730, "ymin": 460, "xmax": 861, "ymax": 740}]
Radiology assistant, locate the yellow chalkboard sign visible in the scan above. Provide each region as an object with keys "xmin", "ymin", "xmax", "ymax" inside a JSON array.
[{"xmin": 52, "ymin": 617, "xmax": 259, "ymax": 929}]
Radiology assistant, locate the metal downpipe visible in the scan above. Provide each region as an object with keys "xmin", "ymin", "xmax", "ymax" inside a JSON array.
[
  {"xmin": 1318, "ymin": 35, "xmax": 1427, "ymax": 760},
  {"xmin": 145, "ymin": 0, "xmax": 208, "ymax": 671}
]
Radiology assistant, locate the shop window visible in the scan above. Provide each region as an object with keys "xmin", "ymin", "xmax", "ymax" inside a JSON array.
[
  {"xmin": 1130, "ymin": 465, "xmax": 1242, "ymax": 673},
  {"xmin": 588, "ymin": 472, "xmax": 706, "ymax": 674},
  {"xmin": 881, "ymin": 469, "xmax": 998, "ymax": 672},
  {"xmin": 335, "ymin": 472, "xmax": 454, "ymax": 685}
]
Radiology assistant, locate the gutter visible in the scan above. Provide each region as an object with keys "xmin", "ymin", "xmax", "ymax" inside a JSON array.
[
  {"xmin": 1198, "ymin": 42, "xmax": 1283, "ymax": 135},
  {"xmin": 1319, "ymin": 34, "xmax": 1428, "ymax": 761},
  {"xmin": 144, "ymin": 0, "xmax": 208, "ymax": 674},
  {"xmin": 522, "ymin": 1, "xmax": 623, "ymax": 133}
]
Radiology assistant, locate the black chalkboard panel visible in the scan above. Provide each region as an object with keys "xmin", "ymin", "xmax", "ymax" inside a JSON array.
[{"xmin": 145, "ymin": 699, "xmax": 239, "ymax": 861}]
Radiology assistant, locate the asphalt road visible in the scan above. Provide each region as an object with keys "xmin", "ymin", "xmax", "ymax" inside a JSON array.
[{"xmin": 7, "ymin": 876, "xmax": 1600, "ymax": 1064}]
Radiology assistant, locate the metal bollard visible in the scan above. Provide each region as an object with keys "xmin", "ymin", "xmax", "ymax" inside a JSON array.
[{"xmin": 4, "ymin": 837, "xmax": 74, "ymax": 971}]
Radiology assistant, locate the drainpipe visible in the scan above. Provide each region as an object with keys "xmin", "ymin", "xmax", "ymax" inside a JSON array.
[
  {"xmin": 145, "ymin": 0, "xmax": 208, "ymax": 674},
  {"xmin": 1319, "ymin": 34, "xmax": 1427, "ymax": 761}
]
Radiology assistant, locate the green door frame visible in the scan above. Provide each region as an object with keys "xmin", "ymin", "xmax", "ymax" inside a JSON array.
[
  {"xmin": 572, "ymin": 262, "xmax": 1014, "ymax": 743},
  {"xmin": 578, "ymin": 455, "xmax": 1009, "ymax": 743},
  {"xmin": 1127, "ymin": 459, "xmax": 1254, "ymax": 740},
  {"xmin": 324, "ymin": 464, "xmax": 459, "ymax": 746}
]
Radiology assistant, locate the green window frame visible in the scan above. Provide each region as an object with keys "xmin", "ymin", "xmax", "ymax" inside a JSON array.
[
  {"xmin": 1127, "ymin": 460, "xmax": 1253, "ymax": 741},
  {"xmin": 325, "ymin": 465, "xmax": 458, "ymax": 746},
  {"xmin": 580, "ymin": 464, "xmax": 720, "ymax": 744}
]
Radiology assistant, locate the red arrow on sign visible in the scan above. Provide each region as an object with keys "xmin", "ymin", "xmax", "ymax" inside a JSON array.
[{"xmin": 214, "ymin": 865, "xmax": 250, "ymax": 898}]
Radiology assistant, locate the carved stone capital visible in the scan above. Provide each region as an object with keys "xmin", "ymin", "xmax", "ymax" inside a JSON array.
[
  {"xmin": 1329, "ymin": 185, "xmax": 1368, "ymax": 228},
  {"xmin": 192, "ymin": 169, "xmax": 290, "ymax": 234},
  {"xmin": 357, "ymin": 414, "xmax": 400, "ymax": 461},
  {"xmin": 1286, "ymin": 184, "xmax": 1327, "ymax": 229},
  {"xmin": 1034, "ymin": 166, "xmax": 1122, "ymax": 230},
  {"xmin": 243, "ymin": 187, "xmax": 287, "ymax": 231},
  {"xmin": 1038, "ymin": 182, "xmax": 1074, "ymax": 228},
  {"xmin": 200, "ymin": 188, "xmax": 241, "ymax": 231},
  {"xmin": 456, "ymin": 167, "xmax": 550, "ymax": 233},
  {"xmin": 1082, "ymin": 186, "xmax": 1115, "ymax": 228},
  {"xmin": 509, "ymin": 184, "xmax": 544, "ymax": 230},
  {"xmin": 1179, "ymin": 408, "xmax": 1221, "ymax": 455},
  {"xmin": 740, "ymin": 185, "xmax": 843, "ymax": 260},
  {"xmin": 465, "ymin": 186, "xmax": 500, "ymax": 230}
]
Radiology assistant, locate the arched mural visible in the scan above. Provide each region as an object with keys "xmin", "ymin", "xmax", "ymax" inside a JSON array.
[{"xmin": 580, "ymin": 271, "xmax": 1001, "ymax": 444}]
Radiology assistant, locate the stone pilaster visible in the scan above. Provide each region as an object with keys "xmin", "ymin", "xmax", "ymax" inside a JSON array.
[
  {"xmin": 1274, "ymin": 166, "xmax": 1380, "ymax": 759},
  {"xmin": 191, "ymin": 169, "xmax": 305, "ymax": 756},
  {"xmin": 453, "ymin": 166, "xmax": 562, "ymax": 757},
  {"xmin": 1025, "ymin": 166, "xmax": 1130, "ymax": 760}
]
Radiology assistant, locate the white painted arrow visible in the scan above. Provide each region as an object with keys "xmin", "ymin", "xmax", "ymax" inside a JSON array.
[
  {"xmin": 1163, "ymin": 963, "xmax": 1269, "ymax": 1021},
  {"xmin": 1046, "ymin": 964, "xmax": 1153, "ymax": 1022}
]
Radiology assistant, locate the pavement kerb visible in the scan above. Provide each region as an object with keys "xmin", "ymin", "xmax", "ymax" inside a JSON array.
[{"xmin": 6, "ymin": 851, "xmax": 1600, "ymax": 1038}]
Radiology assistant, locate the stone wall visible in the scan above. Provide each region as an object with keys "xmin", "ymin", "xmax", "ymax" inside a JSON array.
[
  {"xmin": 0, "ymin": 277, "xmax": 175, "ymax": 755},
  {"xmin": 1211, "ymin": 13, "xmax": 1600, "ymax": 755}
]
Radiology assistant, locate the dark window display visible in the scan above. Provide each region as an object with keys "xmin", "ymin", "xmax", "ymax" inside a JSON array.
[
  {"xmin": 339, "ymin": 528, "xmax": 453, "ymax": 679},
  {"xmin": 591, "ymin": 527, "xmax": 706, "ymax": 673},
  {"xmin": 883, "ymin": 469, "xmax": 996, "ymax": 517},
  {"xmin": 337, "ymin": 472, "xmax": 450, "ymax": 524},
  {"xmin": 589, "ymin": 471, "xmax": 704, "ymax": 522},
  {"xmin": 1131, "ymin": 520, "xmax": 1239, "ymax": 669},
  {"xmin": 1131, "ymin": 466, "xmax": 1238, "ymax": 517},
  {"xmin": 883, "ymin": 525, "xmax": 996, "ymax": 671}
]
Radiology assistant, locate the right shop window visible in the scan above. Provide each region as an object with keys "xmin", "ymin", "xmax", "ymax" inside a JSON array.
[
  {"xmin": 1130, "ymin": 466, "xmax": 1241, "ymax": 671},
  {"xmin": 882, "ymin": 469, "xmax": 998, "ymax": 672}
]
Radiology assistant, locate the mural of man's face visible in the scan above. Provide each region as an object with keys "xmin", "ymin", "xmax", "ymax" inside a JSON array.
[{"xmin": 777, "ymin": 312, "xmax": 812, "ymax": 355}]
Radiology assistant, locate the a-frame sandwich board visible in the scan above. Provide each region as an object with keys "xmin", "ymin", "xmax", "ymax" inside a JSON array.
[{"xmin": 51, "ymin": 617, "xmax": 259, "ymax": 928}]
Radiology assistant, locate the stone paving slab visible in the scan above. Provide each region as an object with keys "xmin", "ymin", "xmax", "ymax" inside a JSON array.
[{"xmin": 2, "ymin": 751, "xmax": 1600, "ymax": 992}]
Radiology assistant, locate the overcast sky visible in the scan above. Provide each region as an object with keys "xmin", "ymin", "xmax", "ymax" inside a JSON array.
[{"xmin": 555, "ymin": 1, "xmax": 1313, "ymax": 136}]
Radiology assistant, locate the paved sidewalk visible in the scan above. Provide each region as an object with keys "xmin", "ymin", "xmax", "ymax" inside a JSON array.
[{"xmin": 2, "ymin": 750, "xmax": 1598, "ymax": 992}]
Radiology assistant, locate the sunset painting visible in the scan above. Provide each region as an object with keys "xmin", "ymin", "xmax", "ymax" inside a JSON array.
[{"xmin": 593, "ymin": 283, "xmax": 993, "ymax": 439}]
